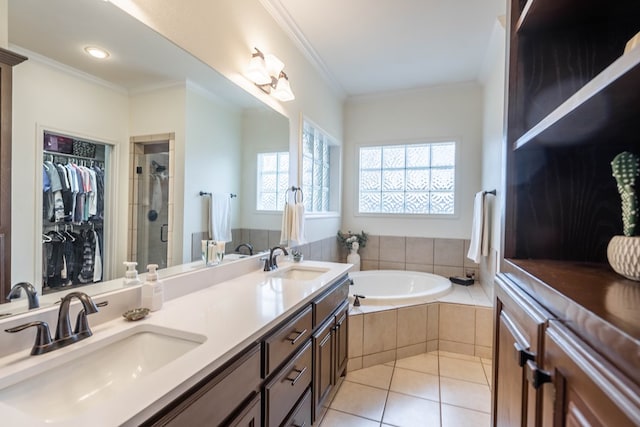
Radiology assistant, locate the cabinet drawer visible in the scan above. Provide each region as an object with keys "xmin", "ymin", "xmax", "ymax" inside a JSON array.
[
  {"xmin": 152, "ymin": 344, "xmax": 261, "ymax": 427},
  {"xmin": 283, "ymin": 387, "xmax": 312, "ymax": 427},
  {"xmin": 264, "ymin": 305, "xmax": 313, "ymax": 377},
  {"xmin": 314, "ymin": 276, "xmax": 349, "ymax": 327},
  {"xmin": 264, "ymin": 341, "xmax": 312, "ymax": 427}
]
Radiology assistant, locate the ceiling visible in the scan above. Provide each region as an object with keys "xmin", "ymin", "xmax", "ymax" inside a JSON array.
[{"xmin": 262, "ymin": 0, "xmax": 506, "ymax": 96}]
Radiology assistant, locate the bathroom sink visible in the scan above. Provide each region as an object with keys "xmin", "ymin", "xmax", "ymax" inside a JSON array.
[
  {"xmin": 272, "ymin": 266, "xmax": 330, "ymax": 281},
  {"xmin": 0, "ymin": 324, "xmax": 206, "ymax": 422},
  {"xmin": 225, "ymin": 253, "xmax": 249, "ymax": 260}
]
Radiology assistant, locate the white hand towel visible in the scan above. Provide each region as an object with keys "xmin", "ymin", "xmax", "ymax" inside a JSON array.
[
  {"xmin": 290, "ymin": 202, "xmax": 306, "ymax": 245},
  {"xmin": 209, "ymin": 193, "xmax": 232, "ymax": 242},
  {"xmin": 467, "ymin": 191, "xmax": 490, "ymax": 263},
  {"xmin": 280, "ymin": 202, "xmax": 292, "ymax": 245}
]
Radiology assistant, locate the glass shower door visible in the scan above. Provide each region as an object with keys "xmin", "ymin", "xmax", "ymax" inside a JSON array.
[{"xmin": 135, "ymin": 142, "xmax": 169, "ymax": 269}]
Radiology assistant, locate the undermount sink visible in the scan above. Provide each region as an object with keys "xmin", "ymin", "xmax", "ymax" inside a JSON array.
[
  {"xmin": 272, "ymin": 266, "xmax": 330, "ymax": 281},
  {"xmin": 0, "ymin": 324, "xmax": 206, "ymax": 422}
]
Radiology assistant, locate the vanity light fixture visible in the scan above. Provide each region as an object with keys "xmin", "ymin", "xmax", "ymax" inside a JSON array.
[
  {"xmin": 246, "ymin": 47, "xmax": 295, "ymax": 101},
  {"xmin": 84, "ymin": 46, "xmax": 110, "ymax": 59}
]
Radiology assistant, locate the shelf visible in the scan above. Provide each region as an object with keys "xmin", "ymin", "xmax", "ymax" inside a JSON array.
[
  {"xmin": 514, "ymin": 46, "xmax": 640, "ymax": 150},
  {"xmin": 516, "ymin": 0, "xmax": 579, "ymax": 33}
]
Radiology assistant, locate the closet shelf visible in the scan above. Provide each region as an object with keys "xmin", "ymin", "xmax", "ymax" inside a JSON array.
[
  {"xmin": 514, "ymin": 46, "xmax": 640, "ymax": 150},
  {"xmin": 515, "ymin": 0, "xmax": 625, "ymax": 33}
]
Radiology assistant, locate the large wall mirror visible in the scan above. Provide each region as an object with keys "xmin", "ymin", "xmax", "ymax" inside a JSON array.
[{"xmin": 4, "ymin": 0, "xmax": 291, "ymax": 316}]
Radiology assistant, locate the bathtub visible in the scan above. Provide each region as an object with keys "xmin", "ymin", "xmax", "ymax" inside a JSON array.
[{"xmin": 349, "ymin": 270, "xmax": 452, "ymax": 306}]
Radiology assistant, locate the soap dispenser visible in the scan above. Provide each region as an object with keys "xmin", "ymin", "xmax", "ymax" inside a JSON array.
[
  {"xmin": 123, "ymin": 261, "xmax": 140, "ymax": 286},
  {"xmin": 141, "ymin": 264, "xmax": 164, "ymax": 311}
]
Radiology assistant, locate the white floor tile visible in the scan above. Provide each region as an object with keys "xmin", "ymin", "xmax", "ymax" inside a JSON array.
[
  {"xmin": 439, "ymin": 356, "xmax": 487, "ymax": 384},
  {"xmin": 330, "ymin": 380, "xmax": 388, "ymax": 421},
  {"xmin": 390, "ymin": 368, "xmax": 440, "ymax": 401},
  {"xmin": 320, "ymin": 409, "xmax": 382, "ymax": 427},
  {"xmin": 441, "ymin": 404, "xmax": 491, "ymax": 427},
  {"xmin": 347, "ymin": 364, "xmax": 395, "ymax": 389},
  {"xmin": 382, "ymin": 392, "xmax": 441, "ymax": 427},
  {"xmin": 440, "ymin": 377, "xmax": 491, "ymax": 413},
  {"xmin": 394, "ymin": 352, "xmax": 439, "ymax": 375}
]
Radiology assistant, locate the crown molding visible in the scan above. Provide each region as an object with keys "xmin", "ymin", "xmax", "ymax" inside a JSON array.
[{"xmin": 258, "ymin": 0, "xmax": 346, "ymax": 99}]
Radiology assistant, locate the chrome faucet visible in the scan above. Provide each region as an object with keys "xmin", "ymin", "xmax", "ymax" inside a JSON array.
[
  {"xmin": 264, "ymin": 246, "xmax": 289, "ymax": 271},
  {"xmin": 5, "ymin": 292, "xmax": 100, "ymax": 355},
  {"xmin": 234, "ymin": 242, "xmax": 254, "ymax": 255},
  {"xmin": 7, "ymin": 282, "xmax": 39, "ymax": 309}
]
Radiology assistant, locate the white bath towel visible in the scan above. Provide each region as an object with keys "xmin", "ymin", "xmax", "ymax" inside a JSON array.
[
  {"xmin": 290, "ymin": 201, "xmax": 306, "ymax": 245},
  {"xmin": 208, "ymin": 193, "xmax": 232, "ymax": 242},
  {"xmin": 467, "ymin": 191, "xmax": 490, "ymax": 263},
  {"xmin": 280, "ymin": 202, "xmax": 292, "ymax": 245}
]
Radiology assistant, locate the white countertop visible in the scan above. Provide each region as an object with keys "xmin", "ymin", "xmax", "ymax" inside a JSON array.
[{"xmin": 0, "ymin": 260, "xmax": 351, "ymax": 426}]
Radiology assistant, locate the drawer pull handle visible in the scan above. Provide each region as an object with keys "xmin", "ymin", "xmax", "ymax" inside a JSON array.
[
  {"xmin": 514, "ymin": 342, "xmax": 535, "ymax": 367},
  {"xmin": 287, "ymin": 366, "xmax": 308, "ymax": 386},
  {"xmin": 287, "ymin": 329, "xmax": 308, "ymax": 345},
  {"xmin": 525, "ymin": 360, "xmax": 552, "ymax": 389}
]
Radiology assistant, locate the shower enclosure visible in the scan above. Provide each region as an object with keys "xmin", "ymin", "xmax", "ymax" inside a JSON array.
[{"xmin": 131, "ymin": 140, "xmax": 170, "ymax": 269}]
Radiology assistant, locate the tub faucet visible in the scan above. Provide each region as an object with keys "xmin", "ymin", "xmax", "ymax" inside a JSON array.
[
  {"xmin": 264, "ymin": 246, "xmax": 289, "ymax": 271},
  {"xmin": 234, "ymin": 243, "xmax": 254, "ymax": 255},
  {"xmin": 5, "ymin": 291, "xmax": 100, "ymax": 355},
  {"xmin": 7, "ymin": 282, "xmax": 39, "ymax": 309}
]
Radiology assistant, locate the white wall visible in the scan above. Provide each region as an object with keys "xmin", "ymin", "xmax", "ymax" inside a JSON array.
[
  {"xmin": 478, "ymin": 19, "xmax": 506, "ymax": 293},
  {"xmin": 240, "ymin": 108, "xmax": 290, "ymax": 231},
  {"xmin": 184, "ymin": 85, "xmax": 243, "ymax": 262},
  {"xmin": 11, "ymin": 55, "xmax": 130, "ymax": 288},
  {"xmin": 129, "ymin": 84, "xmax": 186, "ymax": 267},
  {"xmin": 110, "ymin": 0, "xmax": 344, "ymax": 243},
  {"xmin": 0, "ymin": 0, "xmax": 7, "ymax": 49},
  {"xmin": 342, "ymin": 82, "xmax": 483, "ymax": 238}
]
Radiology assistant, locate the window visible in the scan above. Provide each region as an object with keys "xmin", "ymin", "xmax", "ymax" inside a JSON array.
[
  {"xmin": 257, "ymin": 152, "xmax": 289, "ymax": 211},
  {"xmin": 358, "ymin": 141, "xmax": 456, "ymax": 215},
  {"xmin": 302, "ymin": 120, "xmax": 339, "ymax": 213}
]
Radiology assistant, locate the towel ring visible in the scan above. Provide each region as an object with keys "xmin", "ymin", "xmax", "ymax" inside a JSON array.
[{"xmin": 294, "ymin": 188, "xmax": 304, "ymax": 203}]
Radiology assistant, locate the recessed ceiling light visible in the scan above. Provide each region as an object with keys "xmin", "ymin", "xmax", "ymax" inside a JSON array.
[{"xmin": 84, "ymin": 46, "xmax": 110, "ymax": 59}]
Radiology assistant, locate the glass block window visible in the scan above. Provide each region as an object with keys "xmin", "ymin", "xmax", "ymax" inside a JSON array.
[
  {"xmin": 257, "ymin": 152, "xmax": 289, "ymax": 211},
  {"xmin": 302, "ymin": 121, "xmax": 336, "ymax": 213},
  {"xmin": 358, "ymin": 142, "xmax": 456, "ymax": 215}
]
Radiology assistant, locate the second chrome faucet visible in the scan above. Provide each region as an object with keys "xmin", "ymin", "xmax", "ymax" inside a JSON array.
[{"xmin": 5, "ymin": 292, "xmax": 101, "ymax": 355}]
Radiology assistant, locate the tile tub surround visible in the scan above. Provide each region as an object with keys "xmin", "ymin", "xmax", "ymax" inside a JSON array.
[
  {"xmin": 348, "ymin": 284, "xmax": 493, "ymax": 370},
  {"xmin": 358, "ymin": 235, "xmax": 480, "ymax": 281}
]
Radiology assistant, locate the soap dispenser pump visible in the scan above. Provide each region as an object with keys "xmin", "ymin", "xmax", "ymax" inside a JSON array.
[
  {"xmin": 141, "ymin": 264, "xmax": 164, "ymax": 311},
  {"xmin": 123, "ymin": 261, "xmax": 140, "ymax": 286}
]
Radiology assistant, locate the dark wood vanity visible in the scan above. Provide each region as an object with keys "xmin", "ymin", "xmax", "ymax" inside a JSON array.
[
  {"xmin": 493, "ymin": 0, "xmax": 640, "ymax": 426},
  {"xmin": 142, "ymin": 274, "xmax": 350, "ymax": 426}
]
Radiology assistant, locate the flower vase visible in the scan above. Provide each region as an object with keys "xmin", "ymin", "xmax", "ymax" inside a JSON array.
[
  {"xmin": 347, "ymin": 247, "xmax": 361, "ymax": 271},
  {"xmin": 607, "ymin": 235, "xmax": 640, "ymax": 281}
]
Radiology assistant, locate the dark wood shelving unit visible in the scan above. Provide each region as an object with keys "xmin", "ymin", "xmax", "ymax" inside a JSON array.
[{"xmin": 514, "ymin": 48, "xmax": 640, "ymax": 150}]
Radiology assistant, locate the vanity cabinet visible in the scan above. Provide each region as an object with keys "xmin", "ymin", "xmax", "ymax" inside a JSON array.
[
  {"xmin": 143, "ymin": 273, "xmax": 350, "ymax": 427},
  {"xmin": 496, "ymin": 0, "xmax": 640, "ymax": 424},
  {"xmin": 0, "ymin": 48, "xmax": 27, "ymax": 302}
]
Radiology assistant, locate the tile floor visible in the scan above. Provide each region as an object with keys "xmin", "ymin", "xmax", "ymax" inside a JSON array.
[{"xmin": 319, "ymin": 351, "xmax": 492, "ymax": 427}]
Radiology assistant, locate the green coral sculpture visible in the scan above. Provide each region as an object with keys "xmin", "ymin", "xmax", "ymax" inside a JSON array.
[{"xmin": 611, "ymin": 151, "xmax": 639, "ymax": 236}]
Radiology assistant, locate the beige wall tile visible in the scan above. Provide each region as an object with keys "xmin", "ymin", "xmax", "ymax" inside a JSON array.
[
  {"xmin": 439, "ymin": 340, "xmax": 475, "ymax": 356},
  {"xmin": 434, "ymin": 265, "xmax": 464, "ymax": 277},
  {"xmin": 434, "ymin": 238, "xmax": 465, "ymax": 267},
  {"xmin": 267, "ymin": 230, "xmax": 280, "ymax": 248},
  {"xmin": 405, "ymin": 262, "xmax": 434, "ymax": 273},
  {"xmin": 379, "ymin": 261, "xmax": 405, "ymax": 270},
  {"xmin": 249, "ymin": 229, "xmax": 268, "ymax": 252},
  {"xmin": 397, "ymin": 305, "xmax": 428, "ymax": 347},
  {"xmin": 475, "ymin": 345, "xmax": 493, "ymax": 360},
  {"xmin": 363, "ymin": 310, "xmax": 397, "ymax": 354},
  {"xmin": 427, "ymin": 303, "xmax": 439, "ymax": 341},
  {"xmin": 309, "ymin": 240, "xmax": 322, "ymax": 260},
  {"xmin": 360, "ymin": 235, "xmax": 380, "ymax": 261},
  {"xmin": 406, "ymin": 237, "xmax": 434, "ymax": 265},
  {"xmin": 363, "ymin": 349, "xmax": 396, "ymax": 368},
  {"xmin": 349, "ymin": 314, "xmax": 364, "ymax": 358},
  {"xmin": 426, "ymin": 340, "xmax": 438, "ymax": 353},
  {"xmin": 463, "ymin": 239, "xmax": 480, "ymax": 268},
  {"xmin": 396, "ymin": 343, "xmax": 427, "ymax": 360},
  {"xmin": 347, "ymin": 357, "xmax": 363, "ymax": 372},
  {"xmin": 440, "ymin": 303, "xmax": 475, "ymax": 344},
  {"xmin": 475, "ymin": 308, "xmax": 493, "ymax": 348},
  {"xmin": 379, "ymin": 235, "xmax": 406, "ymax": 262},
  {"xmin": 361, "ymin": 260, "xmax": 379, "ymax": 271}
]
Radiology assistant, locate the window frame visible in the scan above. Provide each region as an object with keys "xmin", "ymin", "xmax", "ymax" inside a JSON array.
[
  {"xmin": 299, "ymin": 116, "xmax": 341, "ymax": 218},
  {"xmin": 354, "ymin": 138, "xmax": 460, "ymax": 218}
]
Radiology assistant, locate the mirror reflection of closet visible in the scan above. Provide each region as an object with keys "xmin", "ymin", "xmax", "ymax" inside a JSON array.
[
  {"xmin": 128, "ymin": 135, "xmax": 174, "ymax": 270},
  {"xmin": 42, "ymin": 132, "xmax": 109, "ymax": 295}
]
